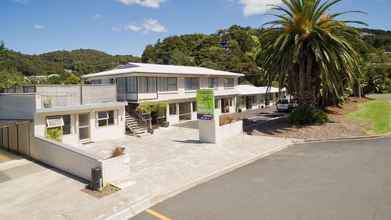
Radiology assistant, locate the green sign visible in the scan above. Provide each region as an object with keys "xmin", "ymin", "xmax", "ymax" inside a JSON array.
[{"xmin": 196, "ymin": 89, "xmax": 215, "ymax": 120}]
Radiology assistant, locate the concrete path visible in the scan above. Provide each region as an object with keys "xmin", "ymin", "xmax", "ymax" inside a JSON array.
[
  {"xmin": 0, "ymin": 126, "xmax": 297, "ymax": 220},
  {"xmin": 133, "ymin": 137, "xmax": 391, "ymax": 220}
]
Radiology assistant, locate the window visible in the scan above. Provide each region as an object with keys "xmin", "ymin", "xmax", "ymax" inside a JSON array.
[
  {"xmin": 224, "ymin": 78, "xmax": 235, "ymax": 88},
  {"xmin": 138, "ymin": 77, "xmax": 157, "ymax": 93},
  {"xmin": 158, "ymin": 77, "xmax": 178, "ymax": 92},
  {"xmin": 208, "ymin": 78, "xmax": 218, "ymax": 88},
  {"xmin": 192, "ymin": 101, "xmax": 197, "ymax": 112},
  {"xmin": 184, "ymin": 78, "xmax": 200, "ymax": 91},
  {"xmin": 169, "ymin": 104, "xmax": 177, "ymax": 115},
  {"xmin": 97, "ymin": 111, "xmax": 114, "ymax": 127},
  {"xmin": 215, "ymin": 99, "xmax": 219, "ymax": 109},
  {"xmin": 126, "ymin": 77, "xmax": 137, "ymax": 93},
  {"xmin": 46, "ymin": 115, "xmax": 71, "ymax": 135}
]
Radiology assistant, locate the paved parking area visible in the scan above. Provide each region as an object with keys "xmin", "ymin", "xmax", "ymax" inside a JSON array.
[
  {"xmin": 133, "ymin": 137, "xmax": 391, "ymax": 220},
  {"xmin": 0, "ymin": 124, "xmax": 297, "ymax": 220}
]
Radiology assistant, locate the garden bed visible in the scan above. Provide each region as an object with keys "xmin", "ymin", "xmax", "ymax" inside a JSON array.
[{"xmin": 249, "ymin": 98, "xmax": 370, "ymax": 140}]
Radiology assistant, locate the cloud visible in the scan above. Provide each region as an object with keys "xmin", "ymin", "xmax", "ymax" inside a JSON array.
[
  {"xmin": 116, "ymin": 0, "xmax": 165, "ymax": 8},
  {"xmin": 126, "ymin": 24, "xmax": 143, "ymax": 32},
  {"xmin": 142, "ymin": 19, "xmax": 167, "ymax": 33},
  {"xmin": 113, "ymin": 19, "xmax": 167, "ymax": 33},
  {"xmin": 33, "ymin": 24, "xmax": 45, "ymax": 30},
  {"xmin": 239, "ymin": 0, "xmax": 281, "ymax": 16}
]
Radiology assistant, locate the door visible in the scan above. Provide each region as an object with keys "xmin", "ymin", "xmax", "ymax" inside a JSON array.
[
  {"xmin": 78, "ymin": 113, "xmax": 90, "ymax": 142},
  {"xmin": 179, "ymin": 102, "xmax": 192, "ymax": 121}
]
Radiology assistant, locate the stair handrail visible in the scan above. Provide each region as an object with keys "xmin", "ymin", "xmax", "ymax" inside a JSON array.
[{"xmin": 136, "ymin": 111, "xmax": 153, "ymax": 134}]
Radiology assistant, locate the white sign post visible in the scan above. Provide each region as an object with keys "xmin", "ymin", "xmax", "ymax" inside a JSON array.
[{"xmin": 197, "ymin": 89, "xmax": 219, "ymax": 143}]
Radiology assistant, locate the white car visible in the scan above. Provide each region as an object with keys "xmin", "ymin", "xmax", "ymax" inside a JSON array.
[{"xmin": 276, "ymin": 99, "xmax": 290, "ymax": 112}]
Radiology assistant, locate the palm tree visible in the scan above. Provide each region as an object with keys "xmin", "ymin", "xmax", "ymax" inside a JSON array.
[{"xmin": 259, "ymin": 0, "xmax": 366, "ymax": 106}]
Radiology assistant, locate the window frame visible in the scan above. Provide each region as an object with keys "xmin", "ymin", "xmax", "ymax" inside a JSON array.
[
  {"xmin": 46, "ymin": 115, "xmax": 71, "ymax": 135},
  {"xmin": 224, "ymin": 78, "xmax": 235, "ymax": 88},
  {"xmin": 97, "ymin": 111, "xmax": 115, "ymax": 127},
  {"xmin": 208, "ymin": 78, "xmax": 218, "ymax": 88},
  {"xmin": 184, "ymin": 78, "xmax": 200, "ymax": 91},
  {"xmin": 158, "ymin": 77, "xmax": 178, "ymax": 92},
  {"xmin": 169, "ymin": 104, "xmax": 177, "ymax": 115}
]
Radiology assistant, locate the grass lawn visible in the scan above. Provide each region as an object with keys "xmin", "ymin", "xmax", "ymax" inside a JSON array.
[{"xmin": 349, "ymin": 100, "xmax": 391, "ymax": 134}]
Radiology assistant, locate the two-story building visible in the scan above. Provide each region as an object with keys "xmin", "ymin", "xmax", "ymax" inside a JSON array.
[{"xmin": 83, "ymin": 63, "xmax": 280, "ymax": 125}]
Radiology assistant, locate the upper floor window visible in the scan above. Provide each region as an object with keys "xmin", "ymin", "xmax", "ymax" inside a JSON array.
[
  {"xmin": 138, "ymin": 77, "xmax": 157, "ymax": 93},
  {"xmin": 208, "ymin": 78, "xmax": 218, "ymax": 88},
  {"xmin": 158, "ymin": 77, "xmax": 178, "ymax": 92},
  {"xmin": 126, "ymin": 77, "xmax": 137, "ymax": 93},
  {"xmin": 224, "ymin": 78, "xmax": 235, "ymax": 88},
  {"xmin": 185, "ymin": 78, "xmax": 200, "ymax": 91}
]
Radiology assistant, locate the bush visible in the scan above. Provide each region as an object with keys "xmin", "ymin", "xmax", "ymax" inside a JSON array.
[
  {"xmin": 47, "ymin": 127, "xmax": 62, "ymax": 142},
  {"xmin": 288, "ymin": 105, "xmax": 329, "ymax": 126},
  {"xmin": 219, "ymin": 116, "xmax": 236, "ymax": 126}
]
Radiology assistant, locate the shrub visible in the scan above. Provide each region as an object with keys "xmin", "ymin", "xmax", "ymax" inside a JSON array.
[
  {"xmin": 112, "ymin": 147, "xmax": 126, "ymax": 158},
  {"xmin": 47, "ymin": 127, "xmax": 62, "ymax": 142},
  {"xmin": 288, "ymin": 105, "xmax": 329, "ymax": 126},
  {"xmin": 220, "ymin": 116, "xmax": 235, "ymax": 126}
]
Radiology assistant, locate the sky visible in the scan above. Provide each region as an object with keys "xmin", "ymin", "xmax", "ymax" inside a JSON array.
[{"xmin": 1, "ymin": 0, "xmax": 391, "ymax": 56}]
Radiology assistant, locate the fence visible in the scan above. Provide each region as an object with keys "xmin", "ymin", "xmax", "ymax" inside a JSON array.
[{"xmin": 0, "ymin": 121, "xmax": 32, "ymax": 157}]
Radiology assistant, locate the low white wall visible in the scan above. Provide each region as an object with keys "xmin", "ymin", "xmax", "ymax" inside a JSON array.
[
  {"xmin": 32, "ymin": 137, "xmax": 130, "ymax": 185},
  {"xmin": 217, "ymin": 120, "xmax": 243, "ymax": 141},
  {"xmin": 102, "ymin": 154, "xmax": 130, "ymax": 184},
  {"xmin": 32, "ymin": 137, "xmax": 101, "ymax": 181}
]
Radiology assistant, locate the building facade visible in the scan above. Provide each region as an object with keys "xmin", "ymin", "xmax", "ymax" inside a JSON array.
[
  {"xmin": 83, "ymin": 63, "xmax": 281, "ymax": 125},
  {"xmin": 0, "ymin": 84, "xmax": 126, "ymax": 146}
]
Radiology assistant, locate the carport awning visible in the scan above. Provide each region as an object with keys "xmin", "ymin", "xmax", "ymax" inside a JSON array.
[{"xmin": 0, "ymin": 120, "xmax": 31, "ymax": 129}]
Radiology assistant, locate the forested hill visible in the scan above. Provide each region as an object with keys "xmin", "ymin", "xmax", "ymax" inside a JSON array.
[
  {"xmin": 142, "ymin": 25, "xmax": 265, "ymax": 85},
  {"xmin": 1, "ymin": 25, "xmax": 391, "ymax": 90},
  {"xmin": 0, "ymin": 48, "xmax": 141, "ymax": 76},
  {"xmin": 359, "ymin": 28, "xmax": 391, "ymax": 52}
]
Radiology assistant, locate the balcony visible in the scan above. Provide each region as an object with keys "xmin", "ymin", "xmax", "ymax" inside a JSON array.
[{"xmin": 1, "ymin": 85, "xmax": 118, "ymax": 109}]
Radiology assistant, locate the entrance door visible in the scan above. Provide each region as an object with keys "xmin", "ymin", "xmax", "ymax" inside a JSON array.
[
  {"xmin": 246, "ymin": 96, "xmax": 252, "ymax": 110},
  {"xmin": 78, "ymin": 113, "xmax": 90, "ymax": 142},
  {"xmin": 179, "ymin": 102, "xmax": 192, "ymax": 121},
  {"xmin": 221, "ymin": 98, "xmax": 230, "ymax": 113}
]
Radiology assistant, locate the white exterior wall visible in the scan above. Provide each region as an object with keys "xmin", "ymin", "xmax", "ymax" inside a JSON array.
[
  {"xmin": 34, "ymin": 106, "xmax": 125, "ymax": 146},
  {"xmin": 32, "ymin": 137, "xmax": 101, "ymax": 181},
  {"xmin": 0, "ymin": 94, "xmax": 36, "ymax": 120}
]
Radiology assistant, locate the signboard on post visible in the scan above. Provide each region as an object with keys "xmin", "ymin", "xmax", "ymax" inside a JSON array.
[{"xmin": 196, "ymin": 89, "xmax": 215, "ymax": 120}]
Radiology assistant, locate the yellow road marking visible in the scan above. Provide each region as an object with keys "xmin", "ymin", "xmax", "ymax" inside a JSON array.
[{"xmin": 145, "ymin": 209, "xmax": 172, "ymax": 220}]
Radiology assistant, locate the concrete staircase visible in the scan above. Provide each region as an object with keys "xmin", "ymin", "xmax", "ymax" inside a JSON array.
[{"xmin": 125, "ymin": 113, "xmax": 147, "ymax": 136}]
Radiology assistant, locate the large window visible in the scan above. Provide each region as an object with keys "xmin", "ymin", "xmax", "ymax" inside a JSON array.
[
  {"xmin": 138, "ymin": 77, "xmax": 157, "ymax": 93},
  {"xmin": 46, "ymin": 115, "xmax": 71, "ymax": 135},
  {"xmin": 97, "ymin": 111, "xmax": 114, "ymax": 127},
  {"xmin": 126, "ymin": 77, "xmax": 137, "ymax": 93},
  {"xmin": 184, "ymin": 78, "xmax": 200, "ymax": 91},
  {"xmin": 158, "ymin": 77, "xmax": 177, "ymax": 92},
  {"xmin": 224, "ymin": 78, "xmax": 235, "ymax": 88},
  {"xmin": 208, "ymin": 78, "xmax": 218, "ymax": 88}
]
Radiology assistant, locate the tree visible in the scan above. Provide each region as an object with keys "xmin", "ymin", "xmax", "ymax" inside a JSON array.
[
  {"xmin": 258, "ymin": 0, "xmax": 366, "ymax": 107},
  {"xmin": 64, "ymin": 73, "xmax": 81, "ymax": 84}
]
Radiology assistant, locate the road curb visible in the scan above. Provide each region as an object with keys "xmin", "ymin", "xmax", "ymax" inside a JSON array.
[
  {"xmin": 103, "ymin": 142, "xmax": 294, "ymax": 220},
  {"xmin": 304, "ymin": 134, "xmax": 391, "ymax": 143}
]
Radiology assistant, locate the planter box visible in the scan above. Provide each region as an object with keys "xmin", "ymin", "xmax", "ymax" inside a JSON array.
[{"xmin": 217, "ymin": 120, "xmax": 243, "ymax": 141}]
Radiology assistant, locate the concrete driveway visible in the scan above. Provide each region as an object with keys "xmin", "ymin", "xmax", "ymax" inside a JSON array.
[{"xmin": 133, "ymin": 137, "xmax": 391, "ymax": 220}]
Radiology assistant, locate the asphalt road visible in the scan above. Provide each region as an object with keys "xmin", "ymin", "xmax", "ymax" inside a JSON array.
[{"xmin": 132, "ymin": 137, "xmax": 391, "ymax": 220}]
